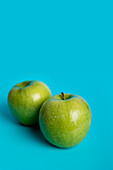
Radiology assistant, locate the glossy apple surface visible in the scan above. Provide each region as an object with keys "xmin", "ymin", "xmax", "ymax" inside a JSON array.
[
  {"xmin": 8, "ymin": 81, "xmax": 52, "ymax": 125},
  {"xmin": 39, "ymin": 93, "xmax": 92, "ymax": 148}
]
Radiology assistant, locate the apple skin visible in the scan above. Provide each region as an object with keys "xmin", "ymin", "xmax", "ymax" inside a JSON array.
[
  {"xmin": 8, "ymin": 81, "xmax": 52, "ymax": 126},
  {"xmin": 39, "ymin": 94, "xmax": 92, "ymax": 148}
]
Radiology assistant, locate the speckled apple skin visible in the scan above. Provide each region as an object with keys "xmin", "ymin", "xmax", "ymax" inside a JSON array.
[
  {"xmin": 8, "ymin": 81, "xmax": 52, "ymax": 125},
  {"xmin": 39, "ymin": 94, "xmax": 92, "ymax": 148}
]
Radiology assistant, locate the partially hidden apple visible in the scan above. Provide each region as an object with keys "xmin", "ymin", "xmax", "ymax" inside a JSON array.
[
  {"xmin": 8, "ymin": 81, "xmax": 52, "ymax": 125},
  {"xmin": 39, "ymin": 92, "xmax": 92, "ymax": 148}
]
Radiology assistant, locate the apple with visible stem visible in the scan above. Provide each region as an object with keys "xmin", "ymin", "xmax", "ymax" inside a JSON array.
[
  {"xmin": 39, "ymin": 92, "xmax": 92, "ymax": 148},
  {"xmin": 8, "ymin": 81, "xmax": 52, "ymax": 126}
]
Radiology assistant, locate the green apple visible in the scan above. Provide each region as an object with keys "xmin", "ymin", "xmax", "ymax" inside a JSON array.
[
  {"xmin": 39, "ymin": 93, "xmax": 92, "ymax": 148},
  {"xmin": 8, "ymin": 81, "xmax": 52, "ymax": 125}
]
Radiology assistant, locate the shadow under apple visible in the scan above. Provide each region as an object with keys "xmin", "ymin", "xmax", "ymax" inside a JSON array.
[{"xmin": 1, "ymin": 103, "xmax": 52, "ymax": 148}]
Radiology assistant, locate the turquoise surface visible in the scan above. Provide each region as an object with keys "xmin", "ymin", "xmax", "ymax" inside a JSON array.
[{"xmin": 0, "ymin": 0, "xmax": 113, "ymax": 170}]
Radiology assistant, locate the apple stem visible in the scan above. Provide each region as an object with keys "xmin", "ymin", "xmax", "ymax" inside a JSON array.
[{"xmin": 61, "ymin": 92, "xmax": 65, "ymax": 100}]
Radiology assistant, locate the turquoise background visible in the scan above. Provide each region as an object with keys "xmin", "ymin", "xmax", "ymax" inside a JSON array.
[{"xmin": 0, "ymin": 0, "xmax": 113, "ymax": 170}]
